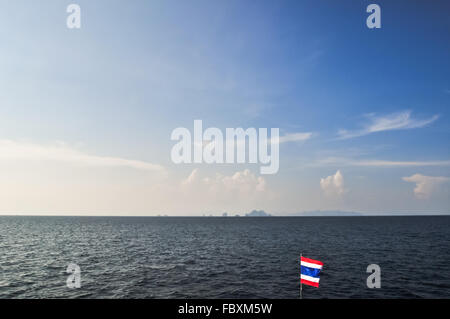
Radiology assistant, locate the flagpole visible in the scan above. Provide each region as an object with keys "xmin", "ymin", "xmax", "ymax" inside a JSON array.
[{"xmin": 300, "ymin": 253, "xmax": 302, "ymax": 299}]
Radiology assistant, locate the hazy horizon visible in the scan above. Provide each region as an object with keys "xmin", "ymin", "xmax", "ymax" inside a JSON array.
[{"xmin": 1, "ymin": 210, "xmax": 449, "ymax": 217}]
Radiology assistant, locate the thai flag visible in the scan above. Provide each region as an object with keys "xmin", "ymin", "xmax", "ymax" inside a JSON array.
[{"xmin": 300, "ymin": 256, "xmax": 323, "ymax": 288}]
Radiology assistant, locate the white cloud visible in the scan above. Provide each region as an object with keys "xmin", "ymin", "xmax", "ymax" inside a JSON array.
[
  {"xmin": 354, "ymin": 160, "xmax": 450, "ymax": 167},
  {"xmin": 402, "ymin": 174, "xmax": 449, "ymax": 199},
  {"xmin": 338, "ymin": 111, "xmax": 439, "ymax": 139},
  {"xmin": 182, "ymin": 168, "xmax": 266, "ymax": 195},
  {"xmin": 182, "ymin": 168, "xmax": 200, "ymax": 185},
  {"xmin": 320, "ymin": 170, "xmax": 346, "ymax": 197},
  {"xmin": 313, "ymin": 157, "xmax": 450, "ymax": 168},
  {"xmin": 277, "ymin": 132, "xmax": 313, "ymax": 144},
  {"xmin": 161, "ymin": 168, "xmax": 274, "ymax": 214},
  {"xmin": 0, "ymin": 139, "xmax": 164, "ymax": 171}
]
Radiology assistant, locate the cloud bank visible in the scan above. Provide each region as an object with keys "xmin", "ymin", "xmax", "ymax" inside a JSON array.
[
  {"xmin": 182, "ymin": 168, "xmax": 266, "ymax": 195},
  {"xmin": 315, "ymin": 157, "xmax": 450, "ymax": 168},
  {"xmin": 0, "ymin": 139, "xmax": 164, "ymax": 172}
]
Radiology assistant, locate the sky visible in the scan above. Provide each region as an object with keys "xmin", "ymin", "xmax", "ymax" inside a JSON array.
[{"xmin": 0, "ymin": 0, "xmax": 449, "ymax": 215}]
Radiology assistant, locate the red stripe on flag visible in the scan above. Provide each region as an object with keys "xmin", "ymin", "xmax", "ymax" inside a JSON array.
[
  {"xmin": 301, "ymin": 256, "xmax": 323, "ymax": 266},
  {"xmin": 301, "ymin": 279, "xmax": 319, "ymax": 288}
]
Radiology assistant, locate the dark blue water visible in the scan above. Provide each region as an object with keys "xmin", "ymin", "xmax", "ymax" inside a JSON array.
[{"xmin": 0, "ymin": 216, "xmax": 449, "ymax": 299}]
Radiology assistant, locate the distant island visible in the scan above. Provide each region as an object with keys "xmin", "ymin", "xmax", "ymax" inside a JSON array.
[
  {"xmin": 245, "ymin": 210, "xmax": 271, "ymax": 217},
  {"xmin": 243, "ymin": 210, "xmax": 361, "ymax": 217},
  {"xmin": 292, "ymin": 210, "xmax": 363, "ymax": 217},
  {"xmin": 156, "ymin": 210, "xmax": 449, "ymax": 217}
]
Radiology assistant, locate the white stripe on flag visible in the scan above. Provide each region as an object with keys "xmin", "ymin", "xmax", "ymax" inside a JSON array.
[
  {"xmin": 301, "ymin": 274, "xmax": 320, "ymax": 283},
  {"xmin": 301, "ymin": 261, "xmax": 323, "ymax": 269}
]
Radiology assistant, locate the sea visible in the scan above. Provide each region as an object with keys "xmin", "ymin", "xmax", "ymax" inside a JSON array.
[{"xmin": 0, "ymin": 216, "xmax": 449, "ymax": 299}]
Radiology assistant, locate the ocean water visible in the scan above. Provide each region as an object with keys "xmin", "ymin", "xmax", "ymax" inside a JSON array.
[{"xmin": 0, "ymin": 216, "xmax": 449, "ymax": 299}]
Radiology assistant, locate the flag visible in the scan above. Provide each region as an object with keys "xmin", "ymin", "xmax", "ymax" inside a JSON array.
[{"xmin": 300, "ymin": 256, "xmax": 323, "ymax": 288}]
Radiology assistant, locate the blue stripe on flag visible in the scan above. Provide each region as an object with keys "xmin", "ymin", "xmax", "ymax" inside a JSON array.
[{"xmin": 301, "ymin": 266, "xmax": 321, "ymax": 278}]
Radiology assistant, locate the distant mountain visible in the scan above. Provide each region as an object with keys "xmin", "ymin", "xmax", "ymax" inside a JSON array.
[
  {"xmin": 243, "ymin": 210, "xmax": 361, "ymax": 217},
  {"xmin": 245, "ymin": 210, "xmax": 271, "ymax": 217},
  {"xmin": 290, "ymin": 210, "xmax": 364, "ymax": 216}
]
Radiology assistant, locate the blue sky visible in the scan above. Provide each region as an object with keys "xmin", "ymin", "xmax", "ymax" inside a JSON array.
[{"xmin": 0, "ymin": 0, "xmax": 449, "ymax": 215}]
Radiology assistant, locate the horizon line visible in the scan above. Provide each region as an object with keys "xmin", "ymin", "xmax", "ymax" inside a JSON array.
[{"xmin": 0, "ymin": 213, "xmax": 449, "ymax": 217}]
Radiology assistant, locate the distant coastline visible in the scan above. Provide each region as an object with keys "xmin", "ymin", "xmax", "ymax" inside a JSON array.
[{"xmin": 1, "ymin": 211, "xmax": 449, "ymax": 217}]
